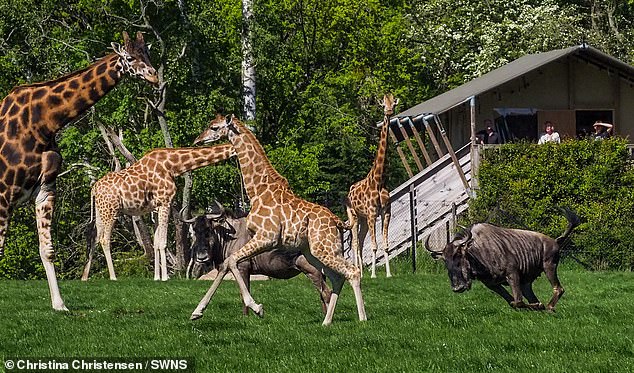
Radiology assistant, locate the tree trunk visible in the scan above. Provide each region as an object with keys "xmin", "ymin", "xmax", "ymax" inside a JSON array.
[
  {"xmin": 153, "ymin": 37, "xmax": 190, "ymax": 273},
  {"xmin": 242, "ymin": 0, "xmax": 256, "ymax": 122}
]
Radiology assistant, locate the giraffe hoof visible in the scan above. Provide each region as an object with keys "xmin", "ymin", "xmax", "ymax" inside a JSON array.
[
  {"xmin": 53, "ymin": 304, "xmax": 69, "ymax": 312},
  {"xmin": 252, "ymin": 304, "xmax": 264, "ymax": 318},
  {"xmin": 190, "ymin": 312, "xmax": 203, "ymax": 321}
]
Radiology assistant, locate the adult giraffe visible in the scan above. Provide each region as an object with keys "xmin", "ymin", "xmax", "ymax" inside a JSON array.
[
  {"xmin": 83, "ymin": 143, "xmax": 235, "ymax": 281},
  {"xmin": 0, "ymin": 31, "xmax": 157, "ymax": 310},
  {"xmin": 191, "ymin": 114, "xmax": 366, "ymax": 326},
  {"xmin": 346, "ymin": 94, "xmax": 398, "ymax": 278}
]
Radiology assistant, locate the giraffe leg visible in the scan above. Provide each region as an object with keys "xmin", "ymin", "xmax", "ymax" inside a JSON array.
[
  {"xmin": 367, "ymin": 215, "xmax": 380, "ymax": 278},
  {"xmin": 357, "ymin": 219, "xmax": 369, "ymax": 278},
  {"xmin": 345, "ymin": 207, "xmax": 361, "ymax": 272},
  {"xmin": 35, "ymin": 152, "xmax": 67, "ymax": 311},
  {"xmin": 191, "ymin": 236, "xmax": 270, "ymax": 319},
  {"xmin": 224, "ymin": 244, "xmax": 266, "ymax": 316},
  {"xmin": 81, "ymin": 221, "xmax": 97, "ymax": 281},
  {"xmin": 0, "ymin": 198, "xmax": 12, "ymax": 260},
  {"xmin": 99, "ymin": 217, "xmax": 117, "ymax": 281},
  {"xmin": 305, "ymin": 244, "xmax": 366, "ymax": 325},
  {"xmin": 380, "ymin": 189, "xmax": 392, "ymax": 278},
  {"xmin": 154, "ymin": 205, "xmax": 171, "ymax": 281},
  {"xmin": 191, "ymin": 263, "xmax": 231, "ymax": 320}
]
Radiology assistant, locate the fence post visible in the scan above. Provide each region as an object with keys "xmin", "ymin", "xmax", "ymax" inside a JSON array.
[{"xmin": 409, "ymin": 184, "xmax": 418, "ymax": 273}]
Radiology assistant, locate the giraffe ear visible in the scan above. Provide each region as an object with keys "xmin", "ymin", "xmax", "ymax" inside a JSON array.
[{"xmin": 136, "ymin": 31, "xmax": 145, "ymax": 43}]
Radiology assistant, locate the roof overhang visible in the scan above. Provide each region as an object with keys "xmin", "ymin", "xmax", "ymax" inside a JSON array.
[{"xmin": 396, "ymin": 45, "xmax": 634, "ymax": 119}]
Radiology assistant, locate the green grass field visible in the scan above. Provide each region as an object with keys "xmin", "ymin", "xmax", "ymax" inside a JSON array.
[{"xmin": 1, "ymin": 260, "xmax": 633, "ymax": 372}]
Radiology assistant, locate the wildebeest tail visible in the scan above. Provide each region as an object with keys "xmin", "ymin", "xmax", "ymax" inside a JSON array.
[{"xmin": 556, "ymin": 206, "xmax": 581, "ymax": 244}]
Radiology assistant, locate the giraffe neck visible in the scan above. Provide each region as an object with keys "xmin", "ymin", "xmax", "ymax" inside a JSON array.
[
  {"xmin": 367, "ymin": 114, "xmax": 390, "ymax": 187},
  {"xmin": 2, "ymin": 53, "xmax": 124, "ymax": 143},
  {"xmin": 228, "ymin": 121, "xmax": 289, "ymax": 199},
  {"xmin": 159, "ymin": 144, "xmax": 235, "ymax": 176}
]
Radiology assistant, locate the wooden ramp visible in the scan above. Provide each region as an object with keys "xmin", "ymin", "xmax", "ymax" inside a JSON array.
[{"xmin": 343, "ymin": 143, "xmax": 471, "ymax": 266}]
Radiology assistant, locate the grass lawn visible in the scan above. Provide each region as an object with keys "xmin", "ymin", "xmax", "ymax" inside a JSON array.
[{"xmin": 1, "ymin": 259, "xmax": 633, "ymax": 372}]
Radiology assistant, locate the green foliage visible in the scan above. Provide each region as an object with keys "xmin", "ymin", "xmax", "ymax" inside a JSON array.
[
  {"xmin": 470, "ymin": 139, "xmax": 634, "ymax": 270},
  {"xmin": 2, "ymin": 0, "xmax": 634, "ymax": 279},
  {"xmin": 0, "ymin": 207, "xmax": 44, "ymax": 279}
]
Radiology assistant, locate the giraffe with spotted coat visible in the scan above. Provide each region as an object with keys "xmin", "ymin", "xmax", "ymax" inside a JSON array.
[
  {"xmin": 190, "ymin": 114, "xmax": 366, "ymax": 326},
  {"xmin": 0, "ymin": 31, "xmax": 157, "ymax": 310}
]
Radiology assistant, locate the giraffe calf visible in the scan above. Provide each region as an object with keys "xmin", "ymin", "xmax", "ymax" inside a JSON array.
[{"xmin": 82, "ymin": 145, "xmax": 235, "ymax": 281}]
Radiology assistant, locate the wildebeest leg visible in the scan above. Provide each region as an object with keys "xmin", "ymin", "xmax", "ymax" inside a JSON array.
[
  {"xmin": 482, "ymin": 282, "xmax": 514, "ymax": 305},
  {"xmin": 380, "ymin": 188, "xmax": 392, "ymax": 278},
  {"xmin": 190, "ymin": 263, "xmax": 231, "ymax": 320},
  {"xmin": 507, "ymin": 274, "xmax": 528, "ymax": 309},
  {"xmin": 295, "ymin": 255, "xmax": 332, "ymax": 314},
  {"xmin": 521, "ymin": 282, "xmax": 545, "ymax": 310},
  {"xmin": 544, "ymin": 258, "xmax": 565, "ymax": 311}
]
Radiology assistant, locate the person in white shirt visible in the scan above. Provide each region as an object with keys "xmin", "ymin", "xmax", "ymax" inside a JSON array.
[{"xmin": 538, "ymin": 121, "xmax": 561, "ymax": 144}]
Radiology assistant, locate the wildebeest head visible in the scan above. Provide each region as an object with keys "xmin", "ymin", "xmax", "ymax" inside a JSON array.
[
  {"xmin": 179, "ymin": 202, "xmax": 226, "ymax": 265},
  {"xmin": 425, "ymin": 227, "xmax": 473, "ymax": 293}
]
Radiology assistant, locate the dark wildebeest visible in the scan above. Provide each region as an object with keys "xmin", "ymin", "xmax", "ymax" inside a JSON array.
[
  {"xmin": 182, "ymin": 203, "xmax": 332, "ymax": 315},
  {"xmin": 425, "ymin": 208, "xmax": 580, "ymax": 311}
]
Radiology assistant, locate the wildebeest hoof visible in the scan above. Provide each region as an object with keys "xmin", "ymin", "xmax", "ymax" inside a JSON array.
[
  {"xmin": 190, "ymin": 312, "xmax": 203, "ymax": 321},
  {"xmin": 511, "ymin": 301, "xmax": 528, "ymax": 309},
  {"xmin": 527, "ymin": 302, "xmax": 545, "ymax": 310}
]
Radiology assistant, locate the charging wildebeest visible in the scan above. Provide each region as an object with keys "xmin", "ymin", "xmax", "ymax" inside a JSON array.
[
  {"xmin": 181, "ymin": 202, "xmax": 332, "ymax": 315},
  {"xmin": 425, "ymin": 207, "xmax": 580, "ymax": 311}
]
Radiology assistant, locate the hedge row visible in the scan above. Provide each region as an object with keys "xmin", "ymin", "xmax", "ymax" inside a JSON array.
[{"xmin": 469, "ymin": 138, "xmax": 634, "ymax": 270}]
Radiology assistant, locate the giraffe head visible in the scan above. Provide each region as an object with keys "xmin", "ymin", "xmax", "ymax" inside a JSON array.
[
  {"xmin": 194, "ymin": 114, "xmax": 239, "ymax": 145},
  {"xmin": 379, "ymin": 94, "xmax": 399, "ymax": 116},
  {"xmin": 111, "ymin": 31, "xmax": 158, "ymax": 85}
]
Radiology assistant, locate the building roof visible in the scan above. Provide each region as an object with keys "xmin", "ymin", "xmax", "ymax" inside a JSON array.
[{"xmin": 397, "ymin": 45, "xmax": 634, "ymax": 119}]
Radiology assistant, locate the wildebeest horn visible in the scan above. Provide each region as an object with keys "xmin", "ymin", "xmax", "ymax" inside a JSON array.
[
  {"xmin": 455, "ymin": 225, "xmax": 472, "ymax": 245},
  {"xmin": 178, "ymin": 206, "xmax": 198, "ymax": 224},
  {"xmin": 424, "ymin": 234, "xmax": 443, "ymax": 255},
  {"xmin": 204, "ymin": 200, "xmax": 225, "ymax": 220}
]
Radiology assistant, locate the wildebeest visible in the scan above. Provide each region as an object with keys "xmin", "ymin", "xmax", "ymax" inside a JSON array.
[
  {"xmin": 425, "ymin": 207, "xmax": 580, "ymax": 311},
  {"xmin": 181, "ymin": 202, "xmax": 332, "ymax": 315}
]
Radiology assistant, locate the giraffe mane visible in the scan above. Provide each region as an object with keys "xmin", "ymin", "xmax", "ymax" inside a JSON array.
[
  {"xmin": 232, "ymin": 118, "xmax": 290, "ymax": 189},
  {"xmin": 10, "ymin": 54, "xmax": 117, "ymax": 91}
]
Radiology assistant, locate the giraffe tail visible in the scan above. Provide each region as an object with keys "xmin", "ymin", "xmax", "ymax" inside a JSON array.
[{"xmin": 85, "ymin": 190, "xmax": 97, "ymax": 255}]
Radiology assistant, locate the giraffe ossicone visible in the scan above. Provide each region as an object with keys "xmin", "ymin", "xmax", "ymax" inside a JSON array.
[
  {"xmin": 345, "ymin": 94, "xmax": 398, "ymax": 278},
  {"xmin": 190, "ymin": 114, "xmax": 366, "ymax": 326},
  {"xmin": 0, "ymin": 31, "xmax": 157, "ymax": 310}
]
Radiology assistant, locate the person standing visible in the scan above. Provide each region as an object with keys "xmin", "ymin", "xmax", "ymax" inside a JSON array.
[
  {"xmin": 486, "ymin": 125, "xmax": 499, "ymax": 144},
  {"xmin": 538, "ymin": 121, "xmax": 561, "ymax": 144},
  {"xmin": 593, "ymin": 121, "xmax": 613, "ymax": 140}
]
